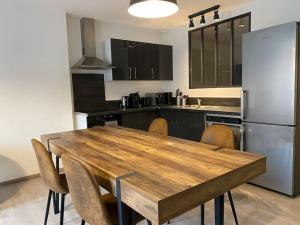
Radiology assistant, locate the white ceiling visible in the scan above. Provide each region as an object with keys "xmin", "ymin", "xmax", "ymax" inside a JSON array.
[{"xmin": 58, "ymin": 0, "xmax": 251, "ymax": 31}]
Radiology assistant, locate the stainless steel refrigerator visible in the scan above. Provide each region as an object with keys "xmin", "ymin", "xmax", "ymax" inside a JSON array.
[{"xmin": 242, "ymin": 22, "xmax": 300, "ymax": 196}]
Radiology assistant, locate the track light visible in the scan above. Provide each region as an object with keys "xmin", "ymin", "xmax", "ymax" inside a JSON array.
[
  {"xmin": 189, "ymin": 19, "xmax": 195, "ymax": 28},
  {"xmin": 213, "ymin": 10, "xmax": 220, "ymax": 21},
  {"xmin": 188, "ymin": 5, "xmax": 220, "ymax": 29},
  {"xmin": 200, "ymin": 15, "xmax": 206, "ymax": 26}
]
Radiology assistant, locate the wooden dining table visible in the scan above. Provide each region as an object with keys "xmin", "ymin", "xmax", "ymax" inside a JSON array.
[{"xmin": 41, "ymin": 126, "xmax": 266, "ymax": 225}]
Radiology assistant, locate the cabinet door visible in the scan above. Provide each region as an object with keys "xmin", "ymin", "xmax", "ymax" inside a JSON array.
[
  {"xmin": 158, "ymin": 45, "xmax": 173, "ymax": 80},
  {"xmin": 159, "ymin": 110, "xmax": 178, "ymax": 137},
  {"xmin": 217, "ymin": 21, "xmax": 232, "ymax": 86},
  {"xmin": 233, "ymin": 16, "xmax": 250, "ymax": 86},
  {"xmin": 111, "ymin": 39, "xmax": 130, "ymax": 80},
  {"xmin": 203, "ymin": 26, "xmax": 217, "ymax": 87},
  {"xmin": 189, "ymin": 30, "xmax": 203, "ymax": 87},
  {"xmin": 128, "ymin": 41, "xmax": 139, "ymax": 80},
  {"xmin": 121, "ymin": 112, "xmax": 140, "ymax": 129},
  {"xmin": 139, "ymin": 111, "xmax": 159, "ymax": 131},
  {"xmin": 135, "ymin": 43, "xmax": 159, "ymax": 80},
  {"xmin": 176, "ymin": 111, "xmax": 205, "ymax": 141}
]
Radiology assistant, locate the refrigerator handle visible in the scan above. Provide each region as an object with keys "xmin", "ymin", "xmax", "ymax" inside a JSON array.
[
  {"xmin": 241, "ymin": 90, "xmax": 248, "ymax": 120},
  {"xmin": 240, "ymin": 123, "xmax": 245, "ymax": 151}
]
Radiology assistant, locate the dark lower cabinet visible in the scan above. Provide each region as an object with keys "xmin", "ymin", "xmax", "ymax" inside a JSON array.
[
  {"xmin": 121, "ymin": 111, "xmax": 158, "ymax": 131},
  {"xmin": 160, "ymin": 110, "xmax": 205, "ymax": 141},
  {"xmin": 121, "ymin": 109, "xmax": 205, "ymax": 142}
]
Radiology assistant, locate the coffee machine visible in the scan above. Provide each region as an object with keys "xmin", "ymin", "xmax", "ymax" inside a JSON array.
[{"xmin": 128, "ymin": 92, "xmax": 141, "ymax": 108}]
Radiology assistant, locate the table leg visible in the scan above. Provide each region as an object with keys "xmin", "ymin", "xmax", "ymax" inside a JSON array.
[
  {"xmin": 214, "ymin": 195, "xmax": 224, "ymax": 225},
  {"xmin": 116, "ymin": 173, "xmax": 135, "ymax": 225},
  {"xmin": 55, "ymin": 156, "xmax": 60, "ymax": 212}
]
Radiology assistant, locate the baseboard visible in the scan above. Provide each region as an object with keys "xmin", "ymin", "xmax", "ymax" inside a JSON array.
[{"xmin": 0, "ymin": 174, "xmax": 40, "ymax": 186}]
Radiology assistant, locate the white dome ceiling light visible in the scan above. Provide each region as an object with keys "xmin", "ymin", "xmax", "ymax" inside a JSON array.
[{"xmin": 128, "ymin": 0, "xmax": 179, "ymax": 18}]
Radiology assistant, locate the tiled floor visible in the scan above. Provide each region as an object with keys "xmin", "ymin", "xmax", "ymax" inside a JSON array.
[{"xmin": 0, "ymin": 177, "xmax": 300, "ymax": 225}]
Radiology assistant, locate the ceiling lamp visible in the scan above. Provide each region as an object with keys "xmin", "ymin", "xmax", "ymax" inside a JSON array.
[
  {"xmin": 128, "ymin": 0, "xmax": 179, "ymax": 18},
  {"xmin": 200, "ymin": 15, "xmax": 206, "ymax": 26},
  {"xmin": 189, "ymin": 19, "xmax": 195, "ymax": 28},
  {"xmin": 213, "ymin": 10, "xmax": 220, "ymax": 21}
]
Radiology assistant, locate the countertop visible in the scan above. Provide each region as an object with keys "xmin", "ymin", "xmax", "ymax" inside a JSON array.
[{"xmin": 75, "ymin": 105, "xmax": 241, "ymax": 117}]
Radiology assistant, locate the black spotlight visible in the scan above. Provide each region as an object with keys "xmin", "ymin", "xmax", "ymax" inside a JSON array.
[
  {"xmin": 189, "ymin": 19, "xmax": 195, "ymax": 28},
  {"xmin": 213, "ymin": 10, "xmax": 220, "ymax": 21},
  {"xmin": 200, "ymin": 15, "xmax": 206, "ymax": 26}
]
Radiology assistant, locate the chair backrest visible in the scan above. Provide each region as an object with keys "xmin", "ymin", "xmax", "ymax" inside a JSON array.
[
  {"xmin": 61, "ymin": 154, "xmax": 112, "ymax": 225},
  {"xmin": 149, "ymin": 118, "xmax": 168, "ymax": 136},
  {"xmin": 31, "ymin": 139, "xmax": 66, "ymax": 193},
  {"xmin": 200, "ymin": 125, "xmax": 236, "ymax": 149}
]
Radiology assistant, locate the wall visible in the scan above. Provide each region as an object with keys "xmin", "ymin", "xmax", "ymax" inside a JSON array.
[
  {"xmin": 66, "ymin": 15, "xmax": 166, "ymax": 100},
  {"xmin": 161, "ymin": 0, "xmax": 300, "ymax": 98},
  {"xmin": 0, "ymin": 0, "xmax": 73, "ymax": 182}
]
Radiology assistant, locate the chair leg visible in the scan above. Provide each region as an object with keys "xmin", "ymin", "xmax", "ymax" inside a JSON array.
[
  {"xmin": 201, "ymin": 204, "xmax": 205, "ymax": 225},
  {"xmin": 52, "ymin": 192, "xmax": 59, "ymax": 214},
  {"xmin": 60, "ymin": 194, "xmax": 65, "ymax": 225},
  {"xmin": 44, "ymin": 190, "xmax": 52, "ymax": 225},
  {"xmin": 81, "ymin": 219, "xmax": 85, "ymax": 225},
  {"xmin": 228, "ymin": 191, "xmax": 239, "ymax": 225}
]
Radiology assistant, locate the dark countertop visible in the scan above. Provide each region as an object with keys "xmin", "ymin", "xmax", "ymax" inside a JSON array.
[{"xmin": 75, "ymin": 105, "xmax": 240, "ymax": 117}]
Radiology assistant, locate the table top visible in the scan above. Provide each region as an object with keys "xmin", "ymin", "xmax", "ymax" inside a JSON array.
[{"xmin": 41, "ymin": 126, "xmax": 266, "ymax": 225}]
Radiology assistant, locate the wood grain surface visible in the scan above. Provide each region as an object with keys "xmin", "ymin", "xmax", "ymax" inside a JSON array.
[{"xmin": 41, "ymin": 126, "xmax": 266, "ymax": 225}]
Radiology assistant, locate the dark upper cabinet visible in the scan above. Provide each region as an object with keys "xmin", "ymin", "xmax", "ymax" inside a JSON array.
[
  {"xmin": 218, "ymin": 21, "xmax": 233, "ymax": 86},
  {"xmin": 203, "ymin": 26, "xmax": 217, "ymax": 87},
  {"xmin": 189, "ymin": 13, "xmax": 250, "ymax": 88},
  {"xmin": 158, "ymin": 45, "xmax": 173, "ymax": 80},
  {"xmin": 111, "ymin": 39, "xmax": 129, "ymax": 80},
  {"xmin": 111, "ymin": 39, "xmax": 173, "ymax": 81},
  {"xmin": 233, "ymin": 16, "xmax": 250, "ymax": 85}
]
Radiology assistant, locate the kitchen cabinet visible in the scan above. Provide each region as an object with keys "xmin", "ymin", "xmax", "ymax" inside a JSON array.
[
  {"xmin": 121, "ymin": 110, "xmax": 158, "ymax": 131},
  {"xmin": 189, "ymin": 13, "xmax": 250, "ymax": 88},
  {"xmin": 158, "ymin": 45, "xmax": 173, "ymax": 80},
  {"xmin": 160, "ymin": 110, "xmax": 205, "ymax": 141},
  {"xmin": 111, "ymin": 39, "xmax": 173, "ymax": 80},
  {"xmin": 111, "ymin": 39, "xmax": 130, "ymax": 80}
]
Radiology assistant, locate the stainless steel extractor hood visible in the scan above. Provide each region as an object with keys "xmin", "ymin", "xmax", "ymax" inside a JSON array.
[{"xmin": 72, "ymin": 18, "xmax": 112, "ymax": 70}]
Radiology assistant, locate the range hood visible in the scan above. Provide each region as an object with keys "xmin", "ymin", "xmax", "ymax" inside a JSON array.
[{"xmin": 72, "ymin": 18, "xmax": 112, "ymax": 70}]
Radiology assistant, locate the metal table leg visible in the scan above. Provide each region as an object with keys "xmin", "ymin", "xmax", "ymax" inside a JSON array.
[
  {"xmin": 214, "ymin": 195, "xmax": 224, "ymax": 225},
  {"xmin": 116, "ymin": 173, "xmax": 135, "ymax": 225},
  {"xmin": 55, "ymin": 155, "xmax": 60, "ymax": 213}
]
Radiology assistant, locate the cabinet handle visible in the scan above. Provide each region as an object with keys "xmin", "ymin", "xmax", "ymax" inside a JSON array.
[
  {"xmin": 151, "ymin": 67, "xmax": 154, "ymax": 79},
  {"xmin": 134, "ymin": 67, "xmax": 137, "ymax": 80},
  {"xmin": 129, "ymin": 67, "xmax": 132, "ymax": 80}
]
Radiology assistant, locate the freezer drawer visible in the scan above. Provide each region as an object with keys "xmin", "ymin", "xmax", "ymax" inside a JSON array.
[
  {"xmin": 243, "ymin": 122, "xmax": 295, "ymax": 195},
  {"xmin": 242, "ymin": 22, "xmax": 297, "ymax": 125}
]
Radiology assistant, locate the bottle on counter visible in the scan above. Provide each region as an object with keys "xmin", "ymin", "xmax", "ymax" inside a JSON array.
[
  {"xmin": 176, "ymin": 89, "xmax": 182, "ymax": 106},
  {"xmin": 182, "ymin": 95, "xmax": 188, "ymax": 107}
]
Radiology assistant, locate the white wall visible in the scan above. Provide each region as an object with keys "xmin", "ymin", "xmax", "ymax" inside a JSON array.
[
  {"xmin": 66, "ymin": 15, "xmax": 166, "ymax": 100},
  {"xmin": 161, "ymin": 0, "xmax": 300, "ymax": 98},
  {"xmin": 0, "ymin": 0, "xmax": 73, "ymax": 182}
]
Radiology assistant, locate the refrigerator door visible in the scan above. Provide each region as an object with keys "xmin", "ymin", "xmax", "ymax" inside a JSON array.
[
  {"xmin": 242, "ymin": 22, "xmax": 297, "ymax": 125},
  {"xmin": 243, "ymin": 122, "xmax": 295, "ymax": 195}
]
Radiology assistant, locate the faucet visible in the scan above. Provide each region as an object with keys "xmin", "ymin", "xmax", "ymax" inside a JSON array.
[{"xmin": 197, "ymin": 98, "xmax": 202, "ymax": 106}]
